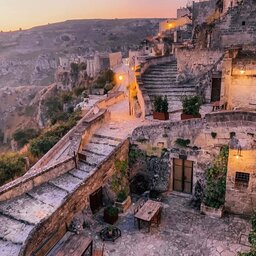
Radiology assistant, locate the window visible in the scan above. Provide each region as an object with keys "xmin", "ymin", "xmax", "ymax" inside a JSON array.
[
  {"xmin": 242, "ymin": 21, "xmax": 246, "ymax": 26},
  {"xmin": 235, "ymin": 172, "xmax": 250, "ymax": 188}
]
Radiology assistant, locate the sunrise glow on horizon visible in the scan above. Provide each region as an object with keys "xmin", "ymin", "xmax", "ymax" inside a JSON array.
[{"xmin": 0, "ymin": 0, "xmax": 187, "ymax": 31}]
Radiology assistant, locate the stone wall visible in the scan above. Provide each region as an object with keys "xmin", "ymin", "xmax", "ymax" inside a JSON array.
[
  {"xmin": 131, "ymin": 112, "xmax": 256, "ymax": 213},
  {"xmin": 213, "ymin": 0, "xmax": 256, "ymax": 48},
  {"xmin": 176, "ymin": 48, "xmax": 223, "ymax": 80},
  {"xmin": 0, "ymin": 157, "xmax": 75, "ymax": 202},
  {"xmin": 192, "ymin": 0, "xmax": 217, "ymax": 26},
  {"xmin": 226, "ymin": 149, "xmax": 256, "ymax": 215},
  {"xmin": 221, "ymin": 50, "xmax": 256, "ymax": 110},
  {"xmin": 20, "ymin": 139, "xmax": 129, "ymax": 256}
]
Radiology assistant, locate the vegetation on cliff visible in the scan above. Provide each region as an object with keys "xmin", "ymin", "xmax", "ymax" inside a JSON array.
[{"xmin": 0, "ymin": 152, "xmax": 26, "ymax": 186}]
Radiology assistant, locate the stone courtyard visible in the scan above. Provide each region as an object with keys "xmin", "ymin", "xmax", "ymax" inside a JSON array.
[{"xmin": 81, "ymin": 194, "xmax": 251, "ymax": 256}]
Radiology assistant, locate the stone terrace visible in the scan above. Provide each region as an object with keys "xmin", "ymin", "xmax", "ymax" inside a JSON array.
[
  {"xmin": 86, "ymin": 194, "xmax": 251, "ymax": 256},
  {"xmin": 0, "ymin": 98, "xmax": 149, "ymax": 256}
]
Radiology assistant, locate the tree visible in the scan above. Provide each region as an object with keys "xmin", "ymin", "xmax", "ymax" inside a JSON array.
[
  {"xmin": 44, "ymin": 96, "xmax": 63, "ymax": 124},
  {"xmin": 13, "ymin": 128, "xmax": 39, "ymax": 148}
]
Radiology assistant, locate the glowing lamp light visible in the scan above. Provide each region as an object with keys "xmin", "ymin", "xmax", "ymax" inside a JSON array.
[
  {"xmin": 118, "ymin": 75, "xmax": 124, "ymax": 81},
  {"xmin": 240, "ymin": 69, "xmax": 246, "ymax": 75},
  {"xmin": 168, "ymin": 23, "xmax": 173, "ymax": 28},
  {"xmin": 235, "ymin": 146, "xmax": 242, "ymax": 159}
]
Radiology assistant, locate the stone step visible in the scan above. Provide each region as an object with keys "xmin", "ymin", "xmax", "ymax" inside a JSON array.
[
  {"xmin": 81, "ymin": 151, "xmax": 106, "ymax": 166},
  {"xmin": 50, "ymin": 173, "xmax": 83, "ymax": 193},
  {"xmin": 144, "ymin": 88, "xmax": 196, "ymax": 93},
  {"xmin": 90, "ymin": 136, "xmax": 119, "ymax": 147},
  {"xmin": 143, "ymin": 84, "xmax": 195, "ymax": 89},
  {"xmin": 143, "ymin": 76, "xmax": 177, "ymax": 80},
  {"xmin": 69, "ymin": 168, "xmax": 91, "ymax": 180},
  {"xmin": 78, "ymin": 161, "xmax": 95, "ymax": 172},
  {"xmin": 93, "ymin": 134, "xmax": 122, "ymax": 142},
  {"xmin": 83, "ymin": 142, "xmax": 116, "ymax": 156},
  {"xmin": 148, "ymin": 94, "xmax": 195, "ymax": 100},
  {"xmin": 144, "ymin": 71, "xmax": 177, "ymax": 75}
]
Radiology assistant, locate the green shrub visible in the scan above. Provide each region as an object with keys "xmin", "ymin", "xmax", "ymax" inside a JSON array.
[
  {"xmin": 29, "ymin": 111, "xmax": 80, "ymax": 157},
  {"xmin": 116, "ymin": 190, "xmax": 128, "ymax": 203},
  {"xmin": 0, "ymin": 152, "xmax": 26, "ymax": 186},
  {"xmin": 74, "ymin": 86, "xmax": 85, "ymax": 97},
  {"xmin": 115, "ymin": 160, "xmax": 128, "ymax": 177},
  {"xmin": 61, "ymin": 92, "xmax": 73, "ymax": 103},
  {"xmin": 105, "ymin": 206, "xmax": 119, "ymax": 217},
  {"xmin": 44, "ymin": 96, "xmax": 63, "ymax": 124},
  {"xmin": 29, "ymin": 135, "xmax": 59, "ymax": 157},
  {"xmin": 95, "ymin": 69, "xmax": 116, "ymax": 90},
  {"xmin": 182, "ymin": 95, "xmax": 202, "ymax": 116},
  {"xmin": 78, "ymin": 62, "xmax": 87, "ymax": 71},
  {"xmin": 175, "ymin": 138, "xmax": 191, "ymax": 147},
  {"xmin": 203, "ymin": 146, "xmax": 229, "ymax": 209},
  {"xmin": 154, "ymin": 96, "xmax": 169, "ymax": 113},
  {"xmin": 13, "ymin": 128, "xmax": 39, "ymax": 148}
]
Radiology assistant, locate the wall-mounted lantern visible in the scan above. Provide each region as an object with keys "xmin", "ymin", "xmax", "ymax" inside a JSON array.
[{"xmin": 235, "ymin": 146, "xmax": 242, "ymax": 159}]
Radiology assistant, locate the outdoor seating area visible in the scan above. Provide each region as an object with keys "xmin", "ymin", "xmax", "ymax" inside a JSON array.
[
  {"xmin": 134, "ymin": 199, "xmax": 162, "ymax": 232},
  {"xmin": 74, "ymin": 193, "xmax": 251, "ymax": 256},
  {"xmin": 47, "ymin": 193, "xmax": 251, "ymax": 256}
]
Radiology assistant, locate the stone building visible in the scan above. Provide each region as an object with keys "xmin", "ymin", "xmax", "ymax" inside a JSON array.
[
  {"xmin": 131, "ymin": 112, "xmax": 256, "ymax": 215},
  {"xmin": 86, "ymin": 52, "xmax": 110, "ymax": 78},
  {"xmin": 109, "ymin": 52, "xmax": 122, "ymax": 69}
]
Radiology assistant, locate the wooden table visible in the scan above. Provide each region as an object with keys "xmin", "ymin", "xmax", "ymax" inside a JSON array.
[
  {"xmin": 134, "ymin": 200, "xmax": 162, "ymax": 232},
  {"xmin": 55, "ymin": 234, "xmax": 93, "ymax": 256}
]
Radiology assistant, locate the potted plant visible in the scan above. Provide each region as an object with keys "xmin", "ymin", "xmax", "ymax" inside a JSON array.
[
  {"xmin": 181, "ymin": 96, "xmax": 202, "ymax": 120},
  {"xmin": 104, "ymin": 205, "xmax": 119, "ymax": 224},
  {"xmin": 115, "ymin": 189, "xmax": 132, "ymax": 213},
  {"xmin": 153, "ymin": 96, "xmax": 169, "ymax": 120},
  {"xmin": 200, "ymin": 146, "xmax": 228, "ymax": 218}
]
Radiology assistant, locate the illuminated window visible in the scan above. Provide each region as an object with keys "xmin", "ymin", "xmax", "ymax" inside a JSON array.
[{"xmin": 235, "ymin": 172, "xmax": 250, "ymax": 188}]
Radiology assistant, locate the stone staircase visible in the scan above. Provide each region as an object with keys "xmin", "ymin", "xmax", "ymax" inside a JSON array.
[
  {"xmin": 141, "ymin": 61, "xmax": 197, "ymax": 113},
  {"xmin": 0, "ymin": 132, "xmax": 123, "ymax": 256}
]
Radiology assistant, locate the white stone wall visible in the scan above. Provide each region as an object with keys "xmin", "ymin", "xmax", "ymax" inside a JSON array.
[{"xmin": 176, "ymin": 48, "xmax": 223, "ymax": 77}]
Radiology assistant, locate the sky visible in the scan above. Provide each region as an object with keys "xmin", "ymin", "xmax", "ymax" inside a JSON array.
[{"xmin": 0, "ymin": 0, "xmax": 188, "ymax": 31}]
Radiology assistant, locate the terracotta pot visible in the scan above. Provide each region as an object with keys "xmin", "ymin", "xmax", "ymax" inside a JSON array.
[
  {"xmin": 181, "ymin": 113, "xmax": 201, "ymax": 120},
  {"xmin": 153, "ymin": 112, "xmax": 169, "ymax": 120}
]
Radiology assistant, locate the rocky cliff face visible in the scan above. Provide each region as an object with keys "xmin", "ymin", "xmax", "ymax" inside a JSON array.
[{"xmin": 0, "ymin": 86, "xmax": 44, "ymax": 149}]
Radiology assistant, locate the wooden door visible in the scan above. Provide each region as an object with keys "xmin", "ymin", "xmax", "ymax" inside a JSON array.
[
  {"xmin": 211, "ymin": 78, "xmax": 221, "ymax": 102},
  {"xmin": 173, "ymin": 159, "xmax": 193, "ymax": 194},
  {"xmin": 89, "ymin": 187, "xmax": 103, "ymax": 214}
]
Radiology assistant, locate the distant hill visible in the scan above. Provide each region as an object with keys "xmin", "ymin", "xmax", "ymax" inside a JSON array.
[{"xmin": 0, "ymin": 19, "xmax": 163, "ymax": 88}]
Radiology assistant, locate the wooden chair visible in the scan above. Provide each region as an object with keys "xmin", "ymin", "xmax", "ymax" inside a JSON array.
[{"xmin": 93, "ymin": 243, "xmax": 104, "ymax": 256}]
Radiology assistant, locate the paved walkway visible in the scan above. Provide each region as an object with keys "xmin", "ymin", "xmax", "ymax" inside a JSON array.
[{"xmin": 83, "ymin": 194, "xmax": 251, "ymax": 256}]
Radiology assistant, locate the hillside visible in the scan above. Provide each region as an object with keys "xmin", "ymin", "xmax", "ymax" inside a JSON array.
[{"xmin": 0, "ymin": 19, "xmax": 162, "ymax": 88}]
